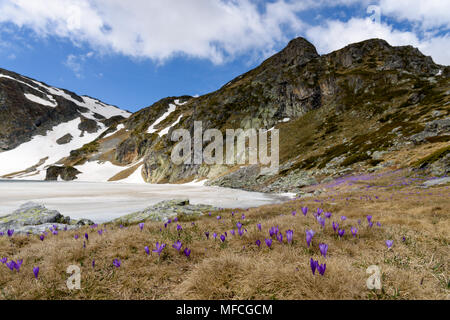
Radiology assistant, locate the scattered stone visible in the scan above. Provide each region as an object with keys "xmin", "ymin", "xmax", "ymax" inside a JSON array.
[{"xmin": 56, "ymin": 133, "xmax": 73, "ymax": 145}]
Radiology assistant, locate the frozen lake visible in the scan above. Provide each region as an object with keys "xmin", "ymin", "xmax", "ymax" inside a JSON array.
[{"xmin": 0, "ymin": 180, "xmax": 292, "ymax": 223}]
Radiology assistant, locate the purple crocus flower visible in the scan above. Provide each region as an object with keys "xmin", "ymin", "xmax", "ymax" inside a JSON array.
[
  {"xmin": 367, "ymin": 215, "xmax": 372, "ymax": 223},
  {"xmin": 317, "ymin": 208, "xmax": 323, "ymax": 216},
  {"xmin": 358, "ymin": 219, "xmax": 361, "ymax": 225},
  {"xmin": 257, "ymin": 224, "xmax": 261, "ymax": 231},
  {"xmin": 84, "ymin": 233, "xmax": 88, "ymax": 240},
  {"xmin": 265, "ymin": 238, "xmax": 272, "ymax": 248},
  {"xmin": 292, "ymin": 210, "xmax": 296, "ymax": 216},
  {"xmin": 83, "ymin": 241, "xmax": 86, "ymax": 248},
  {"xmin": 220, "ymin": 234, "xmax": 226, "ymax": 242},
  {"xmin": 319, "ymin": 243, "xmax": 328, "ymax": 258},
  {"xmin": 338, "ymin": 229, "xmax": 345, "ymax": 238},
  {"xmin": 324, "ymin": 212, "xmax": 332, "ymax": 219},
  {"xmin": 213, "ymin": 232, "xmax": 217, "ymax": 239},
  {"xmin": 241, "ymin": 214, "xmax": 245, "ymax": 220},
  {"xmin": 13, "ymin": 259, "xmax": 23, "ymax": 272},
  {"xmin": 7, "ymin": 229, "xmax": 14, "ymax": 237},
  {"xmin": 317, "ymin": 216, "xmax": 326, "ymax": 228},
  {"xmin": 310, "ymin": 258, "xmax": 318, "ymax": 275},
  {"xmin": 174, "ymin": 217, "xmax": 178, "ymax": 222},
  {"xmin": 145, "ymin": 246, "xmax": 150, "ymax": 255},
  {"xmin": 113, "ymin": 259, "xmax": 121, "ymax": 268},
  {"xmin": 6, "ymin": 261, "xmax": 15, "ymax": 271},
  {"xmin": 92, "ymin": 260, "xmax": 95, "ymax": 268},
  {"xmin": 139, "ymin": 223, "xmax": 144, "ymax": 231},
  {"xmin": 237, "ymin": 228, "xmax": 243, "ymax": 237},
  {"xmin": 230, "ymin": 229, "xmax": 235, "ymax": 236},
  {"xmin": 205, "ymin": 232, "xmax": 210, "ymax": 239},
  {"xmin": 385, "ymin": 240, "xmax": 393, "ymax": 249},
  {"xmin": 306, "ymin": 229, "xmax": 315, "ymax": 247},
  {"xmin": 74, "ymin": 234, "xmax": 79, "ymax": 240},
  {"xmin": 277, "ymin": 232, "xmax": 283, "ymax": 243},
  {"xmin": 184, "ymin": 248, "xmax": 191, "ymax": 257},
  {"xmin": 402, "ymin": 236, "xmax": 406, "ymax": 242},
  {"xmin": 1, "ymin": 257, "xmax": 7, "ymax": 264},
  {"xmin": 153, "ymin": 242, "xmax": 166, "ymax": 255},
  {"xmin": 317, "ymin": 263, "xmax": 326, "ymax": 276},
  {"xmin": 216, "ymin": 216, "xmax": 221, "ymax": 220},
  {"xmin": 350, "ymin": 227, "xmax": 358, "ymax": 237},
  {"xmin": 340, "ymin": 216, "xmax": 347, "ymax": 221},
  {"xmin": 33, "ymin": 266, "xmax": 39, "ymax": 279},
  {"xmin": 119, "ymin": 224, "xmax": 124, "ymax": 228},
  {"xmin": 97, "ymin": 230, "xmax": 103, "ymax": 235},
  {"xmin": 164, "ymin": 223, "xmax": 168, "ymax": 228},
  {"xmin": 368, "ymin": 221, "xmax": 373, "ymax": 228},
  {"xmin": 286, "ymin": 230, "xmax": 293, "ymax": 244},
  {"xmin": 332, "ymin": 222, "xmax": 339, "ymax": 232},
  {"xmin": 172, "ymin": 240, "xmax": 182, "ymax": 251},
  {"xmin": 301, "ymin": 207, "xmax": 308, "ymax": 216},
  {"xmin": 176, "ymin": 224, "xmax": 182, "ymax": 232},
  {"xmin": 39, "ymin": 234, "xmax": 45, "ymax": 241},
  {"xmin": 64, "ymin": 226, "xmax": 68, "ymax": 231},
  {"xmin": 376, "ymin": 222, "xmax": 381, "ymax": 227},
  {"xmin": 167, "ymin": 219, "xmax": 172, "ymax": 224},
  {"xmin": 52, "ymin": 230, "xmax": 58, "ymax": 235},
  {"xmin": 256, "ymin": 239, "xmax": 261, "ymax": 247},
  {"xmin": 236, "ymin": 222, "xmax": 242, "ymax": 230}
]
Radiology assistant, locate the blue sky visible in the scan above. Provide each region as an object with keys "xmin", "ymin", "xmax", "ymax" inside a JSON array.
[{"xmin": 0, "ymin": 0, "xmax": 449, "ymax": 112}]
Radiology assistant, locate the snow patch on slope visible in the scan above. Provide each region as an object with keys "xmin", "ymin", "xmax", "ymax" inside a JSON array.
[
  {"xmin": 158, "ymin": 114, "xmax": 183, "ymax": 137},
  {"xmin": 0, "ymin": 118, "xmax": 105, "ymax": 177},
  {"xmin": 73, "ymin": 161, "xmax": 127, "ymax": 182},
  {"xmin": 147, "ymin": 103, "xmax": 177, "ymax": 134},
  {"xmin": 24, "ymin": 93, "xmax": 58, "ymax": 108}
]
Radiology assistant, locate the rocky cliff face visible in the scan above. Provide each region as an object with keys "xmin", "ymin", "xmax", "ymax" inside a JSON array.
[{"xmin": 106, "ymin": 37, "xmax": 447, "ymax": 190}]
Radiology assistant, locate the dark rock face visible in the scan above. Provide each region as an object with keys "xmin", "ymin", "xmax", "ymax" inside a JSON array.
[
  {"xmin": 78, "ymin": 117, "xmax": 100, "ymax": 133},
  {"xmin": 123, "ymin": 37, "xmax": 447, "ymax": 186},
  {"xmin": 56, "ymin": 133, "xmax": 73, "ymax": 145},
  {"xmin": 45, "ymin": 165, "xmax": 81, "ymax": 181}
]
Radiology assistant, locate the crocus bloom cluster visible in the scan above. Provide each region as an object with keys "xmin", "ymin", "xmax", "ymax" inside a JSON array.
[
  {"xmin": 332, "ymin": 222, "xmax": 339, "ymax": 232},
  {"xmin": 153, "ymin": 242, "xmax": 166, "ymax": 255},
  {"xmin": 310, "ymin": 259, "xmax": 326, "ymax": 276},
  {"xmin": 172, "ymin": 240, "xmax": 182, "ymax": 251},
  {"xmin": 265, "ymin": 238, "xmax": 272, "ymax": 248},
  {"xmin": 7, "ymin": 229, "xmax": 14, "ymax": 237},
  {"xmin": 319, "ymin": 243, "xmax": 328, "ymax": 258}
]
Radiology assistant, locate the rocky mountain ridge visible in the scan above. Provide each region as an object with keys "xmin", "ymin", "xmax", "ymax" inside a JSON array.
[{"xmin": 1, "ymin": 37, "xmax": 449, "ymax": 190}]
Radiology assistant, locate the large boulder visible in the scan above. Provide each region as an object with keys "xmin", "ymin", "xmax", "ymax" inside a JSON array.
[
  {"xmin": 45, "ymin": 165, "xmax": 81, "ymax": 181},
  {"xmin": 0, "ymin": 202, "xmax": 80, "ymax": 234},
  {"xmin": 113, "ymin": 199, "xmax": 216, "ymax": 224}
]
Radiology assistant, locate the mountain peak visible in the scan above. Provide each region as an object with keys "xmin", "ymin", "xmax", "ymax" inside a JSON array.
[{"xmin": 263, "ymin": 37, "xmax": 319, "ymax": 67}]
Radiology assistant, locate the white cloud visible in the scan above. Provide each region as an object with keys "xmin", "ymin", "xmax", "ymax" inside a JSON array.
[
  {"xmin": 0, "ymin": 0, "xmax": 310, "ymax": 64},
  {"xmin": 378, "ymin": 0, "xmax": 450, "ymax": 30},
  {"xmin": 306, "ymin": 18, "xmax": 450, "ymax": 65},
  {"xmin": 0, "ymin": 0, "xmax": 448, "ymax": 66}
]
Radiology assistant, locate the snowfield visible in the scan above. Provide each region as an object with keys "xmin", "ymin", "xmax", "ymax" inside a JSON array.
[{"xmin": 0, "ymin": 180, "xmax": 292, "ymax": 222}]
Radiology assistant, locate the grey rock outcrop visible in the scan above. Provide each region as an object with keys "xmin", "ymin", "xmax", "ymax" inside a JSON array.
[
  {"xmin": 0, "ymin": 202, "xmax": 93, "ymax": 235},
  {"xmin": 113, "ymin": 199, "xmax": 217, "ymax": 224}
]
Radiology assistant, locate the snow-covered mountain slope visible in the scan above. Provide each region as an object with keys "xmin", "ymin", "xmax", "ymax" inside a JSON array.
[{"xmin": 0, "ymin": 67, "xmax": 132, "ymax": 181}]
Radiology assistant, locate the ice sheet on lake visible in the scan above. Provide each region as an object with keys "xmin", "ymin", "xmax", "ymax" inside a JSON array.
[{"xmin": 0, "ymin": 181, "xmax": 291, "ymax": 223}]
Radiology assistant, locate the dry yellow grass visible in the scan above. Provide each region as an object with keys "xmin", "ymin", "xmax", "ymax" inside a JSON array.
[{"xmin": 0, "ymin": 172, "xmax": 448, "ymax": 300}]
